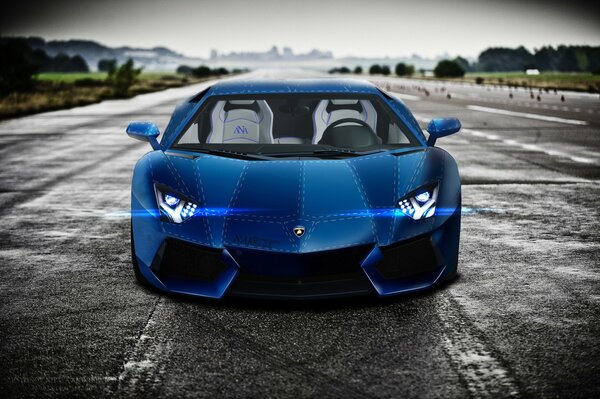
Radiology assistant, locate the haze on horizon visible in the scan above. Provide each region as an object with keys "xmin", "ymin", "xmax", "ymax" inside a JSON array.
[{"xmin": 1, "ymin": 0, "xmax": 599, "ymax": 59}]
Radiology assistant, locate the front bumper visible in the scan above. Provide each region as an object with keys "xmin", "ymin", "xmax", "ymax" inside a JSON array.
[{"xmin": 133, "ymin": 210, "xmax": 460, "ymax": 300}]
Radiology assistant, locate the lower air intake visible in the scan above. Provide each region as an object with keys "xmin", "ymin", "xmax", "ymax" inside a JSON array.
[
  {"xmin": 376, "ymin": 236, "xmax": 444, "ymax": 280},
  {"xmin": 151, "ymin": 238, "xmax": 227, "ymax": 282}
]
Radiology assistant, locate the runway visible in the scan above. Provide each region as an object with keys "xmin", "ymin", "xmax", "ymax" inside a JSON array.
[{"xmin": 0, "ymin": 69, "xmax": 598, "ymax": 398}]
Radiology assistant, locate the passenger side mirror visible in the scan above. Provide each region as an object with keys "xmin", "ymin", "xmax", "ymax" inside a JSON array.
[
  {"xmin": 126, "ymin": 122, "xmax": 161, "ymax": 150},
  {"xmin": 426, "ymin": 118, "xmax": 461, "ymax": 146}
]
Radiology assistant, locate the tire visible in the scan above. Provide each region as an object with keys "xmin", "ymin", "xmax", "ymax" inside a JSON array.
[{"xmin": 131, "ymin": 223, "xmax": 152, "ymax": 287}]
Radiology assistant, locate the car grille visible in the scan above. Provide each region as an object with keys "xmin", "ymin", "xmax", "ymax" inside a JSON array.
[
  {"xmin": 226, "ymin": 244, "xmax": 373, "ymax": 280},
  {"xmin": 226, "ymin": 244, "xmax": 374, "ymax": 299}
]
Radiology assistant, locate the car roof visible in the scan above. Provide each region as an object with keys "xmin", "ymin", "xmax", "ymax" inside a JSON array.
[{"xmin": 206, "ymin": 78, "xmax": 381, "ymax": 96}]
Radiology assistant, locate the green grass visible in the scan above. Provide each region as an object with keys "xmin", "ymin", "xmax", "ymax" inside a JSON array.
[
  {"xmin": 37, "ymin": 72, "xmax": 108, "ymax": 82},
  {"xmin": 36, "ymin": 71, "xmax": 181, "ymax": 82}
]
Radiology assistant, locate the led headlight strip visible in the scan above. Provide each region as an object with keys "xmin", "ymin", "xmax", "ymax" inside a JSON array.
[
  {"xmin": 154, "ymin": 185, "xmax": 198, "ymax": 223},
  {"xmin": 398, "ymin": 184, "xmax": 438, "ymax": 220}
]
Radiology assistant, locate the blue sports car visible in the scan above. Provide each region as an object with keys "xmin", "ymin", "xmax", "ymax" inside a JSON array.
[{"xmin": 127, "ymin": 79, "xmax": 462, "ymax": 299}]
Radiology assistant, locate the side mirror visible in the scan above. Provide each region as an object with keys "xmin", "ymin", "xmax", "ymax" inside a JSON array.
[
  {"xmin": 126, "ymin": 122, "xmax": 161, "ymax": 150},
  {"xmin": 426, "ymin": 117, "xmax": 461, "ymax": 146}
]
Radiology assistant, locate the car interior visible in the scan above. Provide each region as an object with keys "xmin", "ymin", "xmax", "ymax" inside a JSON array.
[{"xmin": 176, "ymin": 96, "xmax": 415, "ymax": 151}]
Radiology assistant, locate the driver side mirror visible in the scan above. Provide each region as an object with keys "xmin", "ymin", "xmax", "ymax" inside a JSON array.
[
  {"xmin": 126, "ymin": 122, "xmax": 162, "ymax": 150},
  {"xmin": 426, "ymin": 118, "xmax": 461, "ymax": 146}
]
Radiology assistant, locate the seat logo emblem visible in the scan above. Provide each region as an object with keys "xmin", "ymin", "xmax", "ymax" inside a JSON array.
[
  {"xmin": 293, "ymin": 226, "xmax": 305, "ymax": 237},
  {"xmin": 234, "ymin": 125, "xmax": 248, "ymax": 134}
]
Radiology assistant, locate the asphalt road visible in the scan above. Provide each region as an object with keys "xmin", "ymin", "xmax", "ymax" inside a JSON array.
[{"xmin": 1, "ymin": 70, "xmax": 599, "ymax": 398}]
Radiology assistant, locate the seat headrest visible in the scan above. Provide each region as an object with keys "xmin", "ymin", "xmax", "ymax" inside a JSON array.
[
  {"xmin": 224, "ymin": 100, "xmax": 259, "ymax": 113},
  {"xmin": 330, "ymin": 99, "xmax": 359, "ymax": 105},
  {"xmin": 326, "ymin": 100, "xmax": 363, "ymax": 113}
]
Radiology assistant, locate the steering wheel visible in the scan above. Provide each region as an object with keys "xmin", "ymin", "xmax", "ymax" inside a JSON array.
[{"xmin": 319, "ymin": 118, "xmax": 376, "ymax": 144}]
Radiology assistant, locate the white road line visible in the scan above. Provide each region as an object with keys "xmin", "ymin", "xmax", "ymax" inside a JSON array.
[
  {"xmin": 462, "ymin": 128, "xmax": 595, "ymax": 164},
  {"xmin": 467, "ymin": 105, "xmax": 588, "ymax": 125},
  {"xmin": 389, "ymin": 92, "xmax": 421, "ymax": 101},
  {"xmin": 414, "ymin": 111, "xmax": 595, "ymax": 164}
]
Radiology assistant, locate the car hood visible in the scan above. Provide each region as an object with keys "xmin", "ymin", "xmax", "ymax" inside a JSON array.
[{"xmin": 141, "ymin": 147, "xmax": 459, "ymax": 253}]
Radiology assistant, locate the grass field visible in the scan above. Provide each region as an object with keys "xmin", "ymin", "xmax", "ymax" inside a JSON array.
[
  {"xmin": 462, "ymin": 72, "xmax": 600, "ymax": 92},
  {"xmin": 36, "ymin": 71, "xmax": 181, "ymax": 82},
  {"xmin": 0, "ymin": 72, "xmax": 208, "ymax": 120}
]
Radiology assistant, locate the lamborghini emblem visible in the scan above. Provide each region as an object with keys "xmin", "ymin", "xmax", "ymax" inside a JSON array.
[{"xmin": 293, "ymin": 226, "xmax": 305, "ymax": 237}]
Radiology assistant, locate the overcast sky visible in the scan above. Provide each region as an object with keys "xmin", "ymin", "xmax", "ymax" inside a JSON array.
[{"xmin": 1, "ymin": 0, "xmax": 599, "ymax": 58}]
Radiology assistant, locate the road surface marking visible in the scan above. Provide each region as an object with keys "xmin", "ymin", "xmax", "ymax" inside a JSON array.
[
  {"xmin": 389, "ymin": 92, "xmax": 421, "ymax": 101},
  {"xmin": 437, "ymin": 294, "xmax": 520, "ymax": 397},
  {"xmin": 467, "ymin": 105, "xmax": 588, "ymax": 125},
  {"xmin": 116, "ymin": 297, "xmax": 170, "ymax": 395},
  {"xmin": 462, "ymin": 128, "xmax": 595, "ymax": 164}
]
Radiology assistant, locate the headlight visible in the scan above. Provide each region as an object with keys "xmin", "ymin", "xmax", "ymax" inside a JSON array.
[
  {"xmin": 397, "ymin": 184, "xmax": 438, "ymax": 220},
  {"xmin": 155, "ymin": 185, "xmax": 198, "ymax": 223}
]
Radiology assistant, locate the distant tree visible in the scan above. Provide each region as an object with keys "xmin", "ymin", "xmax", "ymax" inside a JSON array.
[
  {"xmin": 0, "ymin": 39, "xmax": 38, "ymax": 95},
  {"xmin": 353, "ymin": 65, "xmax": 363, "ymax": 74},
  {"xmin": 328, "ymin": 66, "xmax": 350, "ymax": 74},
  {"xmin": 191, "ymin": 65, "xmax": 212, "ymax": 77},
  {"xmin": 67, "ymin": 55, "xmax": 89, "ymax": 72},
  {"xmin": 433, "ymin": 60, "xmax": 465, "ymax": 78},
  {"xmin": 41, "ymin": 53, "xmax": 89, "ymax": 72},
  {"xmin": 453, "ymin": 56, "xmax": 472, "ymax": 72},
  {"xmin": 369, "ymin": 64, "xmax": 382, "ymax": 74},
  {"xmin": 98, "ymin": 58, "xmax": 117, "ymax": 72},
  {"xmin": 477, "ymin": 46, "xmax": 535, "ymax": 72},
  {"xmin": 51, "ymin": 54, "xmax": 71, "ymax": 71},
  {"xmin": 186, "ymin": 65, "xmax": 231, "ymax": 78},
  {"xmin": 107, "ymin": 58, "xmax": 142, "ymax": 96},
  {"xmin": 30, "ymin": 48, "xmax": 51, "ymax": 69},
  {"xmin": 555, "ymin": 46, "xmax": 594, "ymax": 72},
  {"xmin": 381, "ymin": 65, "xmax": 391, "ymax": 75},
  {"xmin": 176, "ymin": 65, "xmax": 194, "ymax": 75},
  {"xmin": 418, "ymin": 68, "xmax": 426, "ymax": 77},
  {"xmin": 395, "ymin": 62, "xmax": 415, "ymax": 76},
  {"xmin": 533, "ymin": 46, "xmax": 559, "ymax": 71}
]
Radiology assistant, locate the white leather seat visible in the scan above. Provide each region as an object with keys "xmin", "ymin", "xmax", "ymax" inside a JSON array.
[
  {"xmin": 206, "ymin": 100, "xmax": 273, "ymax": 144},
  {"xmin": 312, "ymin": 99, "xmax": 377, "ymax": 144}
]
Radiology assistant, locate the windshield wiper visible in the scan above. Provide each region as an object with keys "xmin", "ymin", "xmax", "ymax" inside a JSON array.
[
  {"xmin": 260, "ymin": 148, "xmax": 385, "ymax": 158},
  {"xmin": 174, "ymin": 146, "xmax": 270, "ymax": 160}
]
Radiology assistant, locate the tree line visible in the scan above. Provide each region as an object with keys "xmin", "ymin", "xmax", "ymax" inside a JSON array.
[
  {"xmin": 329, "ymin": 45, "xmax": 600, "ymax": 79},
  {"xmin": 475, "ymin": 46, "xmax": 600, "ymax": 73},
  {"xmin": 1, "ymin": 37, "xmax": 89, "ymax": 73},
  {"xmin": 330, "ymin": 61, "xmax": 465, "ymax": 78}
]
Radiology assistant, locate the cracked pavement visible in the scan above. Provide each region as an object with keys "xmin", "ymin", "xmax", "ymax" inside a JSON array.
[{"xmin": 1, "ymin": 70, "xmax": 599, "ymax": 398}]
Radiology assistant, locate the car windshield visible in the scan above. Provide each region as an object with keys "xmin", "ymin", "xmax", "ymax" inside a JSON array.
[{"xmin": 173, "ymin": 94, "xmax": 420, "ymax": 158}]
